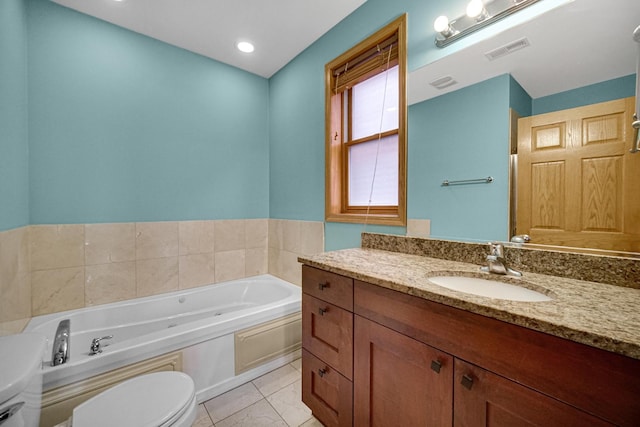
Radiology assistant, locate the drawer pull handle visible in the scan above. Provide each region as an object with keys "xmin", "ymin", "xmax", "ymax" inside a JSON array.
[
  {"xmin": 318, "ymin": 282, "xmax": 330, "ymax": 291},
  {"xmin": 318, "ymin": 368, "xmax": 327, "ymax": 377},
  {"xmin": 318, "ymin": 307, "xmax": 328, "ymax": 316},
  {"xmin": 461, "ymin": 374, "xmax": 474, "ymax": 390},
  {"xmin": 430, "ymin": 360, "xmax": 442, "ymax": 373}
]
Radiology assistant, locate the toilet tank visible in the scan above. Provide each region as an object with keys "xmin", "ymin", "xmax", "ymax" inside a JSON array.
[{"xmin": 0, "ymin": 333, "xmax": 46, "ymax": 427}]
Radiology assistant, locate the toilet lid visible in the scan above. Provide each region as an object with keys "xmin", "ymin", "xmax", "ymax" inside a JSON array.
[{"xmin": 72, "ymin": 372, "xmax": 195, "ymax": 427}]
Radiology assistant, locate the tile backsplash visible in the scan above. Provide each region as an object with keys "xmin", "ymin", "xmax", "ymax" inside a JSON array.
[{"xmin": 0, "ymin": 219, "xmax": 324, "ymax": 335}]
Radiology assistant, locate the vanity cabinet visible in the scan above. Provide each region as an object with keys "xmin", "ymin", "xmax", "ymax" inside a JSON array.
[
  {"xmin": 301, "ymin": 266, "xmax": 354, "ymax": 427},
  {"xmin": 354, "ymin": 279, "xmax": 639, "ymax": 427},
  {"xmin": 301, "ymin": 265, "xmax": 640, "ymax": 426},
  {"xmin": 354, "ymin": 315, "xmax": 453, "ymax": 426}
]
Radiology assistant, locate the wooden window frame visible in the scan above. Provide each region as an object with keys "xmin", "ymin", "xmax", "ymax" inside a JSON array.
[{"xmin": 324, "ymin": 14, "xmax": 407, "ymax": 226}]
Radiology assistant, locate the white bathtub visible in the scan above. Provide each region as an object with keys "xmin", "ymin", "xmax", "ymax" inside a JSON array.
[{"xmin": 25, "ymin": 274, "xmax": 301, "ymax": 401}]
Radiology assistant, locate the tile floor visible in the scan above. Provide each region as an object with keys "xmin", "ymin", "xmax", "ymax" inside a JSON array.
[{"xmin": 192, "ymin": 358, "xmax": 323, "ymax": 427}]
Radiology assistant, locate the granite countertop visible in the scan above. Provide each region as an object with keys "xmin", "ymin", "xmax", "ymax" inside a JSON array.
[{"xmin": 299, "ymin": 248, "xmax": 640, "ymax": 360}]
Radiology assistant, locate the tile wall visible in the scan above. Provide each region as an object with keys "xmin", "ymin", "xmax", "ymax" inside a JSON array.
[{"xmin": 0, "ymin": 219, "xmax": 324, "ymax": 335}]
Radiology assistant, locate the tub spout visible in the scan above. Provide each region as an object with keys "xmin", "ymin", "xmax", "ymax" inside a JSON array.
[{"xmin": 51, "ymin": 319, "xmax": 70, "ymax": 366}]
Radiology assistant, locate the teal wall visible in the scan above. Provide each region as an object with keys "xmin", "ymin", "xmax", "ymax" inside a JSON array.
[
  {"xmin": 532, "ymin": 74, "xmax": 636, "ymax": 115},
  {"xmin": 409, "ymin": 75, "xmax": 512, "ymax": 243},
  {"xmin": 1, "ymin": 0, "xmax": 636, "ymax": 249},
  {"xmin": 0, "ymin": 0, "xmax": 29, "ymax": 231},
  {"xmin": 26, "ymin": 0, "xmax": 270, "ymax": 224}
]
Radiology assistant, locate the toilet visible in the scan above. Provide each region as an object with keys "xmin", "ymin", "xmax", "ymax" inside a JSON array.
[
  {"xmin": 67, "ymin": 371, "xmax": 197, "ymax": 427},
  {"xmin": 0, "ymin": 333, "xmax": 46, "ymax": 427}
]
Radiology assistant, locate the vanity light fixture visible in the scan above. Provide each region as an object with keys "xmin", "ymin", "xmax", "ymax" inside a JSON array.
[{"xmin": 434, "ymin": 0, "xmax": 540, "ymax": 48}]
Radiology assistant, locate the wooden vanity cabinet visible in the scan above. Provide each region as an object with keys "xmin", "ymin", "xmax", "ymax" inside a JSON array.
[
  {"xmin": 301, "ymin": 266, "xmax": 354, "ymax": 427},
  {"xmin": 354, "ymin": 315, "xmax": 453, "ymax": 426},
  {"xmin": 354, "ymin": 279, "xmax": 640, "ymax": 427}
]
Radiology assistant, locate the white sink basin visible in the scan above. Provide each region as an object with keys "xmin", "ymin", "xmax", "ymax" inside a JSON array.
[{"xmin": 428, "ymin": 276, "xmax": 552, "ymax": 302}]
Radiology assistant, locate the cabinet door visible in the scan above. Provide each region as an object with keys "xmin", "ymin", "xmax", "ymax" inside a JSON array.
[
  {"xmin": 354, "ymin": 315, "xmax": 453, "ymax": 426},
  {"xmin": 302, "ymin": 294, "xmax": 354, "ymax": 379},
  {"xmin": 302, "ymin": 349, "xmax": 353, "ymax": 427},
  {"xmin": 454, "ymin": 359, "xmax": 614, "ymax": 427}
]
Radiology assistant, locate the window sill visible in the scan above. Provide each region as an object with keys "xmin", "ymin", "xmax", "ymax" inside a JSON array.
[{"xmin": 325, "ymin": 212, "xmax": 406, "ymax": 227}]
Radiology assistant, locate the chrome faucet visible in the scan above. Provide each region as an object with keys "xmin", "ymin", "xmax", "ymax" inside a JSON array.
[
  {"xmin": 480, "ymin": 242, "xmax": 522, "ymax": 277},
  {"xmin": 89, "ymin": 335, "xmax": 113, "ymax": 355},
  {"xmin": 51, "ymin": 319, "xmax": 70, "ymax": 366}
]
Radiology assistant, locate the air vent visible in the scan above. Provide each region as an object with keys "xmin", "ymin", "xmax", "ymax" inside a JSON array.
[
  {"xmin": 429, "ymin": 75, "xmax": 458, "ymax": 90},
  {"xmin": 484, "ymin": 37, "xmax": 530, "ymax": 61}
]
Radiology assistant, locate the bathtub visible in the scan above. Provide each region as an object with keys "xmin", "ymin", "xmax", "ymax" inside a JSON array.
[{"xmin": 24, "ymin": 274, "xmax": 301, "ymax": 402}]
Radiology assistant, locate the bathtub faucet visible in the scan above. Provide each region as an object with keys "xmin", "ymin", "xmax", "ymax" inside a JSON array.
[
  {"xmin": 51, "ymin": 319, "xmax": 71, "ymax": 366},
  {"xmin": 89, "ymin": 335, "xmax": 113, "ymax": 356}
]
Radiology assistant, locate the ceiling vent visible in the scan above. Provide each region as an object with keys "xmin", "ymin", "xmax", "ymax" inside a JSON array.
[
  {"xmin": 429, "ymin": 75, "xmax": 458, "ymax": 90},
  {"xmin": 484, "ymin": 37, "xmax": 530, "ymax": 61}
]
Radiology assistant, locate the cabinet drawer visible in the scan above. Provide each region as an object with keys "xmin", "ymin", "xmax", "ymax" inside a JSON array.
[
  {"xmin": 302, "ymin": 294, "xmax": 353, "ymax": 379},
  {"xmin": 302, "ymin": 265, "xmax": 353, "ymax": 311},
  {"xmin": 302, "ymin": 349, "xmax": 353, "ymax": 427}
]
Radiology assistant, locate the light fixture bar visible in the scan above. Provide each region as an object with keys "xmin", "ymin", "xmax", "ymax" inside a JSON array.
[{"xmin": 435, "ymin": 0, "xmax": 541, "ymax": 48}]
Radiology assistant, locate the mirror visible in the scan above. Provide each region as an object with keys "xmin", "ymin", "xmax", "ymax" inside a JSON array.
[{"xmin": 408, "ymin": 0, "xmax": 640, "ymax": 257}]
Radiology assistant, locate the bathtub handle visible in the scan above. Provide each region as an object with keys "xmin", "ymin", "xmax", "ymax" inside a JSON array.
[
  {"xmin": 318, "ymin": 282, "xmax": 330, "ymax": 291},
  {"xmin": 89, "ymin": 335, "xmax": 113, "ymax": 355}
]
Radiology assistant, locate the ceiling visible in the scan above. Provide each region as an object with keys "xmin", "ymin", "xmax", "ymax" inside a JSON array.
[
  {"xmin": 52, "ymin": 0, "xmax": 639, "ymax": 103},
  {"xmin": 51, "ymin": 0, "xmax": 367, "ymax": 78},
  {"xmin": 409, "ymin": 0, "xmax": 640, "ymax": 104}
]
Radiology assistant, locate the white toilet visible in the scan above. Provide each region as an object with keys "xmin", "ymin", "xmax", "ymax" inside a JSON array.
[
  {"xmin": 0, "ymin": 333, "xmax": 46, "ymax": 427},
  {"xmin": 67, "ymin": 371, "xmax": 197, "ymax": 427}
]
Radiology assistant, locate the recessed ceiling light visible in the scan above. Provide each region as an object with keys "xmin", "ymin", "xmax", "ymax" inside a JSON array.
[{"xmin": 236, "ymin": 41, "xmax": 255, "ymax": 53}]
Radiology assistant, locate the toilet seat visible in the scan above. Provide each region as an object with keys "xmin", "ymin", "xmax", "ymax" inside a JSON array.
[{"xmin": 72, "ymin": 372, "xmax": 196, "ymax": 427}]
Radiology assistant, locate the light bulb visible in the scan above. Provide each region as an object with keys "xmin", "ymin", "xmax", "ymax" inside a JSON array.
[
  {"xmin": 236, "ymin": 41, "xmax": 255, "ymax": 53},
  {"xmin": 433, "ymin": 15, "xmax": 450, "ymax": 33},
  {"xmin": 466, "ymin": 0, "xmax": 485, "ymax": 18}
]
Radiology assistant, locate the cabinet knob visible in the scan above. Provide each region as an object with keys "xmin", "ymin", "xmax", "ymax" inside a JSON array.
[
  {"xmin": 461, "ymin": 374, "xmax": 474, "ymax": 390},
  {"xmin": 318, "ymin": 368, "xmax": 327, "ymax": 377},
  {"xmin": 318, "ymin": 282, "xmax": 330, "ymax": 291},
  {"xmin": 430, "ymin": 360, "xmax": 442, "ymax": 373},
  {"xmin": 318, "ymin": 307, "xmax": 328, "ymax": 316}
]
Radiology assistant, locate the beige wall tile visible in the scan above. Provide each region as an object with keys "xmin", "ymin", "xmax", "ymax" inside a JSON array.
[
  {"xmin": 85, "ymin": 262, "xmax": 136, "ymax": 306},
  {"xmin": 136, "ymin": 222, "xmax": 179, "ymax": 260},
  {"xmin": 215, "ymin": 220, "xmax": 245, "ymax": 252},
  {"xmin": 0, "ymin": 228, "xmax": 32, "ymax": 322},
  {"xmin": 179, "ymin": 254, "xmax": 215, "ymax": 289},
  {"xmin": 0, "ymin": 270, "xmax": 30, "ymax": 322},
  {"xmin": 245, "ymin": 219, "xmax": 268, "ymax": 249},
  {"xmin": 85, "ymin": 223, "xmax": 135, "ymax": 265},
  {"xmin": 283, "ymin": 221, "xmax": 301, "ymax": 253},
  {"xmin": 179, "ymin": 221, "xmax": 215, "ymax": 255},
  {"xmin": 136, "ymin": 257, "xmax": 179, "ymax": 297},
  {"xmin": 31, "ymin": 225, "xmax": 84, "ymax": 270},
  {"xmin": 32, "ymin": 267, "xmax": 84, "ymax": 316},
  {"xmin": 281, "ymin": 251, "xmax": 302, "ymax": 286},
  {"xmin": 214, "ymin": 250, "xmax": 246, "ymax": 282},
  {"xmin": 300, "ymin": 221, "xmax": 324, "ymax": 256},
  {"xmin": 245, "ymin": 247, "xmax": 267, "ymax": 276},
  {"xmin": 268, "ymin": 219, "xmax": 284, "ymax": 249},
  {"xmin": 407, "ymin": 219, "xmax": 431, "ymax": 238},
  {"xmin": 0, "ymin": 318, "xmax": 30, "ymax": 336},
  {"xmin": 268, "ymin": 246, "xmax": 283, "ymax": 279}
]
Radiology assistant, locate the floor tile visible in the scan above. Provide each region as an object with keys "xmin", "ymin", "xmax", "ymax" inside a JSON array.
[
  {"xmin": 266, "ymin": 380, "xmax": 312, "ymax": 427},
  {"xmin": 192, "ymin": 403, "xmax": 213, "ymax": 427},
  {"xmin": 289, "ymin": 358, "xmax": 302, "ymax": 372},
  {"xmin": 299, "ymin": 417, "xmax": 324, "ymax": 427},
  {"xmin": 203, "ymin": 382, "xmax": 263, "ymax": 423},
  {"xmin": 215, "ymin": 399, "xmax": 288, "ymax": 427},
  {"xmin": 253, "ymin": 364, "xmax": 301, "ymax": 397}
]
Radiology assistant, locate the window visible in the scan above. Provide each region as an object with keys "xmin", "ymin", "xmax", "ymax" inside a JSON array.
[{"xmin": 325, "ymin": 15, "xmax": 407, "ymax": 226}]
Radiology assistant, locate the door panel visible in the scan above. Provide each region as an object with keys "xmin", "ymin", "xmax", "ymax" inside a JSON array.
[{"xmin": 517, "ymin": 96, "xmax": 640, "ymax": 252}]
